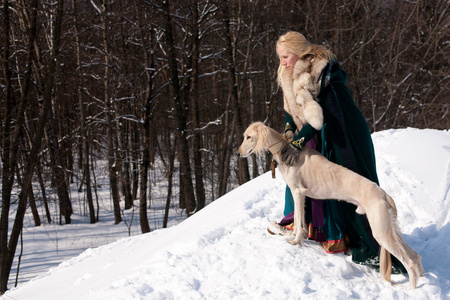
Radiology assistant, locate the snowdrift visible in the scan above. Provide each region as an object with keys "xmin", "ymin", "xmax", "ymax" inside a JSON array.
[{"xmin": 5, "ymin": 128, "xmax": 450, "ymax": 300}]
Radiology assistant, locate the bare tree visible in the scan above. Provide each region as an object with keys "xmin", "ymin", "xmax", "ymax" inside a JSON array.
[
  {"xmin": 188, "ymin": 0, "xmax": 207, "ymax": 211},
  {"xmin": 161, "ymin": 0, "xmax": 197, "ymax": 215},
  {"xmin": 99, "ymin": 0, "xmax": 121, "ymax": 224},
  {"xmin": 0, "ymin": 0, "xmax": 39, "ymax": 293},
  {"xmin": 72, "ymin": 0, "xmax": 96, "ymax": 223},
  {"xmin": 135, "ymin": 1, "xmax": 157, "ymax": 233},
  {"xmin": 0, "ymin": 0, "xmax": 67, "ymax": 292},
  {"xmin": 222, "ymin": 0, "xmax": 250, "ymax": 185}
]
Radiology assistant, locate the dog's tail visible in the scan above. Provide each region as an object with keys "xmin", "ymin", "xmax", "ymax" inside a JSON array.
[
  {"xmin": 379, "ymin": 193, "xmax": 395, "ymax": 284},
  {"xmin": 385, "ymin": 194, "xmax": 397, "ymax": 218},
  {"xmin": 379, "ymin": 246, "xmax": 392, "ymax": 284}
]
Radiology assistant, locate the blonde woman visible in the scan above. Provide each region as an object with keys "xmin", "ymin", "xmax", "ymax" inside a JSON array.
[{"xmin": 273, "ymin": 31, "xmax": 404, "ymax": 273}]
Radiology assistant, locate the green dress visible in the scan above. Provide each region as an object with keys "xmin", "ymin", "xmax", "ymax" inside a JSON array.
[{"xmin": 282, "ymin": 60, "xmax": 405, "ymax": 272}]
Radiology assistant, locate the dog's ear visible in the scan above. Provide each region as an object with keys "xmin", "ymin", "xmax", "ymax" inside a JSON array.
[{"xmin": 253, "ymin": 123, "xmax": 270, "ymax": 155}]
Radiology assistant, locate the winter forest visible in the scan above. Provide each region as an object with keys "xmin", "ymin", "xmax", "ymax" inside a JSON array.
[{"xmin": 0, "ymin": 0, "xmax": 448, "ymax": 294}]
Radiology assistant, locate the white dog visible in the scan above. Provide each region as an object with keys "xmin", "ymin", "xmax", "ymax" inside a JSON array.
[{"xmin": 237, "ymin": 122, "xmax": 423, "ymax": 289}]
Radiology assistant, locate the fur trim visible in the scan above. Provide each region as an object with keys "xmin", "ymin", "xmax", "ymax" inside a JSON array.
[{"xmin": 281, "ymin": 56, "xmax": 328, "ymax": 131}]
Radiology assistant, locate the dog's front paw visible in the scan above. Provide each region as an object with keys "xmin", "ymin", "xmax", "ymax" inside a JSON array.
[
  {"xmin": 280, "ymin": 229, "xmax": 294, "ymax": 238},
  {"xmin": 287, "ymin": 236, "xmax": 304, "ymax": 246},
  {"xmin": 268, "ymin": 220, "xmax": 293, "ymax": 237}
]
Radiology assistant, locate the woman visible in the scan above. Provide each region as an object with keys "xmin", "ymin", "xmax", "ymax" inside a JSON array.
[{"xmin": 274, "ymin": 31, "xmax": 404, "ymax": 272}]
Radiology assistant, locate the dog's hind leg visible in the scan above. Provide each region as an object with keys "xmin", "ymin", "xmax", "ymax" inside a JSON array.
[
  {"xmin": 368, "ymin": 200, "xmax": 419, "ymax": 289},
  {"xmin": 385, "ymin": 235, "xmax": 420, "ymax": 289},
  {"xmin": 401, "ymin": 238, "xmax": 423, "ymax": 282},
  {"xmin": 401, "ymin": 239, "xmax": 423, "ymax": 277}
]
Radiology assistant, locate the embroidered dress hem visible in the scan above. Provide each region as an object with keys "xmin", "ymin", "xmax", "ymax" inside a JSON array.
[
  {"xmin": 308, "ymin": 223, "xmax": 348, "ymax": 253},
  {"xmin": 277, "ymin": 218, "xmax": 348, "ymax": 254}
]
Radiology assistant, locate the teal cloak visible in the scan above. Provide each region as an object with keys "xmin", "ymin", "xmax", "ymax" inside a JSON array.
[{"xmin": 283, "ymin": 61, "xmax": 405, "ymax": 272}]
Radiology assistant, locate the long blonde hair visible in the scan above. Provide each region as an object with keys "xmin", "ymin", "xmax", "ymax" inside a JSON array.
[{"xmin": 276, "ymin": 31, "xmax": 334, "ymax": 86}]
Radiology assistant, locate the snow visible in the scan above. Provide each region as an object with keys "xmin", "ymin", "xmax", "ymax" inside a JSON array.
[{"xmin": 4, "ymin": 128, "xmax": 450, "ymax": 300}]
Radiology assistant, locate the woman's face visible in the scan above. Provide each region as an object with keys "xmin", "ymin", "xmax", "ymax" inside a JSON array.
[{"xmin": 277, "ymin": 44, "xmax": 298, "ymax": 71}]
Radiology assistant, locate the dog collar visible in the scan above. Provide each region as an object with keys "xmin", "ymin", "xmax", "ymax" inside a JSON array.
[{"xmin": 268, "ymin": 140, "xmax": 288, "ymax": 156}]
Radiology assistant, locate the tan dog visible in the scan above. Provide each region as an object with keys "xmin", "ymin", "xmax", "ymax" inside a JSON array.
[{"xmin": 237, "ymin": 122, "xmax": 423, "ymax": 289}]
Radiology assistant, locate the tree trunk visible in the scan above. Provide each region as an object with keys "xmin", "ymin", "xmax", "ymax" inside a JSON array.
[
  {"xmin": 131, "ymin": 122, "xmax": 139, "ymax": 201},
  {"xmin": 28, "ymin": 182, "xmax": 41, "ymax": 227},
  {"xmin": 222, "ymin": 0, "xmax": 250, "ymax": 185},
  {"xmin": 163, "ymin": 133, "xmax": 176, "ymax": 228},
  {"xmin": 162, "ymin": 0, "xmax": 196, "ymax": 215},
  {"xmin": 139, "ymin": 148, "xmax": 151, "ymax": 234},
  {"xmin": 0, "ymin": 0, "xmax": 38, "ymax": 293},
  {"xmin": 0, "ymin": 1, "xmax": 15, "ymax": 291},
  {"xmin": 46, "ymin": 102, "xmax": 73, "ymax": 225},
  {"xmin": 101, "ymin": 0, "xmax": 121, "ymax": 224},
  {"xmin": 1, "ymin": 0, "xmax": 63, "ymax": 292},
  {"xmin": 37, "ymin": 163, "xmax": 52, "ymax": 224},
  {"xmin": 135, "ymin": 2, "xmax": 156, "ymax": 233},
  {"xmin": 218, "ymin": 98, "xmax": 233, "ymax": 197},
  {"xmin": 189, "ymin": 0, "xmax": 206, "ymax": 210},
  {"xmin": 73, "ymin": 0, "xmax": 96, "ymax": 223},
  {"xmin": 115, "ymin": 108, "xmax": 133, "ymax": 210},
  {"xmin": 138, "ymin": 56, "xmax": 152, "ymax": 233}
]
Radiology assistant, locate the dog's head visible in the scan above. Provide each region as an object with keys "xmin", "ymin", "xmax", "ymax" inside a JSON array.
[{"xmin": 237, "ymin": 122, "xmax": 270, "ymax": 157}]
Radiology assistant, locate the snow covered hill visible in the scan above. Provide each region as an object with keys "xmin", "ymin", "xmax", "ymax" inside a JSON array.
[{"xmin": 4, "ymin": 128, "xmax": 450, "ymax": 300}]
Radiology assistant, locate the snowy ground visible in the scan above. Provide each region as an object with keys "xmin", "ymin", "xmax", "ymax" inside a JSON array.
[{"xmin": 3, "ymin": 128, "xmax": 450, "ymax": 300}]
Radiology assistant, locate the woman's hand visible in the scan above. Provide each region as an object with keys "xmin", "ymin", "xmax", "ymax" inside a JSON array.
[
  {"xmin": 281, "ymin": 143, "xmax": 301, "ymax": 166},
  {"xmin": 283, "ymin": 131, "xmax": 294, "ymax": 142}
]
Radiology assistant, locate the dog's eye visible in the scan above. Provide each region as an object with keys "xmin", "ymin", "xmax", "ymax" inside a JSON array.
[{"xmin": 246, "ymin": 136, "xmax": 251, "ymax": 140}]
